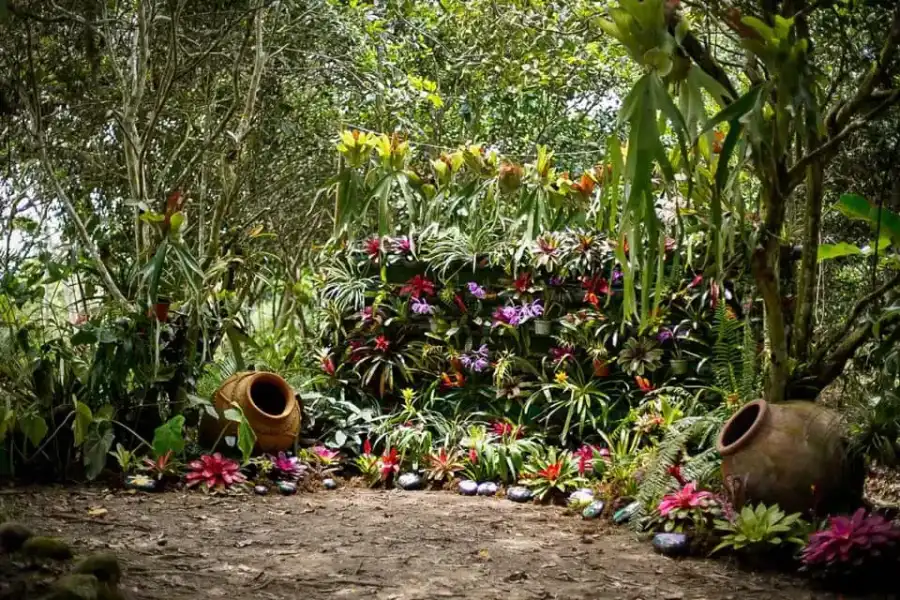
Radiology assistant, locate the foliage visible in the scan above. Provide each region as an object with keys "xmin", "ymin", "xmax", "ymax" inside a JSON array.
[
  {"xmin": 712, "ymin": 503, "xmax": 808, "ymax": 556},
  {"xmin": 185, "ymin": 454, "xmax": 246, "ymax": 492},
  {"xmin": 654, "ymin": 482, "xmax": 721, "ymax": 534},
  {"xmin": 520, "ymin": 448, "xmax": 584, "ymax": 501},
  {"xmin": 426, "ymin": 448, "xmax": 464, "ymax": 483},
  {"xmin": 801, "ymin": 509, "xmax": 900, "ymax": 573},
  {"xmin": 141, "ymin": 451, "xmax": 181, "ymax": 482}
]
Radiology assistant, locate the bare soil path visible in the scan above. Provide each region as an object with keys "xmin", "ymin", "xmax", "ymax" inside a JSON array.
[{"xmin": 2, "ymin": 487, "xmax": 851, "ymax": 599}]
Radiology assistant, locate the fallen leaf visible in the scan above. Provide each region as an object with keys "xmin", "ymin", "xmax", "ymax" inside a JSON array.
[{"xmin": 87, "ymin": 507, "xmax": 108, "ymax": 517}]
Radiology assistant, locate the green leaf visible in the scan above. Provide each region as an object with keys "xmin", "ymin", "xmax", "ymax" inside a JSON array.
[
  {"xmin": 238, "ymin": 417, "xmax": 256, "ymax": 464},
  {"xmin": 73, "ymin": 401, "xmax": 93, "ymax": 447},
  {"xmin": 19, "ymin": 413, "xmax": 48, "ymax": 447},
  {"xmin": 817, "ymin": 242, "xmax": 862, "ymax": 261},
  {"xmin": 696, "ymin": 86, "xmax": 763, "ymax": 141},
  {"xmin": 223, "ymin": 408, "xmax": 242, "ymax": 422},
  {"xmin": 83, "ymin": 427, "xmax": 115, "ymax": 481},
  {"xmin": 835, "ymin": 193, "xmax": 900, "ymax": 244},
  {"xmin": 152, "ymin": 415, "xmax": 185, "ymax": 458}
]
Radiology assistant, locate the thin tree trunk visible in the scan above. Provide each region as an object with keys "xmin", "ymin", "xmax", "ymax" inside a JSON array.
[{"xmin": 792, "ymin": 155, "xmax": 824, "ymax": 361}]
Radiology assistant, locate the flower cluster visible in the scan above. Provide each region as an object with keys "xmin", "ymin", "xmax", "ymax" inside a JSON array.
[
  {"xmin": 185, "ymin": 453, "xmax": 246, "ymax": 491},
  {"xmin": 467, "ymin": 281, "xmax": 486, "ymax": 299},
  {"xmin": 658, "ymin": 482, "xmax": 715, "ymax": 517},
  {"xmin": 492, "ymin": 300, "xmax": 543, "ymax": 327},
  {"xmin": 802, "ymin": 508, "xmax": 900, "ymax": 569},
  {"xmin": 460, "ymin": 344, "xmax": 490, "ymax": 372}
]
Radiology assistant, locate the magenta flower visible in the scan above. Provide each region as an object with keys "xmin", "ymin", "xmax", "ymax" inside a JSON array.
[
  {"xmin": 272, "ymin": 452, "xmax": 306, "ymax": 479},
  {"xmin": 657, "ymin": 328, "xmax": 673, "ymax": 343},
  {"xmin": 519, "ymin": 299, "xmax": 544, "ymax": 320},
  {"xmin": 802, "ymin": 508, "xmax": 900, "ymax": 567},
  {"xmin": 461, "ymin": 344, "xmax": 490, "ymax": 372},
  {"xmin": 492, "ymin": 305, "xmax": 521, "ymax": 327},
  {"xmin": 392, "ymin": 236, "xmax": 412, "ymax": 255},
  {"xmin": 185, "ymin": 453, "xmax": 246, "ymax": 491},
  {"xmin": 313, "ymin": 446, "xmax": 341, "ymax": 464},
  {"xmin": 549, "ymin": 346, "xmax": 575, "ymax": 364},
  {"xmin": 548, "ymin": 275, "xmax": 564, "ymax": 286},
  {"xmin": 359, "ymin": 306, "xmax": 375, "ymax": 323},
  {"xmin": 657, "ymin": 482, "xmax": 714, "ymax": 517}
]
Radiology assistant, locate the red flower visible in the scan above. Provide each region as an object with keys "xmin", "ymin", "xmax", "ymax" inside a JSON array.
[
  {"xmin": 582, "ymin": 275, "xmax": 610, "ymax": 296},
  {"xmin": 658, "ymin": 482, "xmax": 714, "ymax": 516},
  {"xmin": 635, "ymin": 376, "xmax": 654, "ymax": 393},
  {"xmin": 365, "ymin": 237, "xmax": 382, "ymax": 260},
  {"xmin": 468, "ymin": 447, "xmax": 478, "ymax": 463},
  {"xmin": 687, "ymin": 274, "xmax": 703, "ymax": 289},
  {"xmin": 378, "ymin": 448, "xmax": 400, "ymax": 481},
  {"xmin": 490, "ymin": 421, "xmax": 524, "ymax": 439},
  {"xmin": 400, "ymin": 275, "xmax": 435, "ymax": 298},
  {"xmin": 453, "ymin": 294, "xmax": 468, "ymax": 314},
  {"xmin": 374, "ymin": 335, "xmax": 390, "ymax": 352},
  {"xmin": 573, "ymin": 445, "xmax": 595, "ymax": 476},
  {"xmin": 572, "ymin": 172, "xmax": 596, "ymax": 198},
  {"xmin": 537, "ymin": 461, "xmax": 563, "ymax": 482},
  {"xmin": 363, "ymin": 439, "xmax": 372, "ymax": 455},
  {"xmin": 513, "ymin": 272, "xmax": 532, "ymax": 293},
  {"xmin": 668, "ymin": 463, "xmax": 686, "ymax": 486},
  {"xmin": 549, "ymin": 346, "xmax": 574, "ymax": 364},
  {"xmin": 321, "ymin": 356, "xmax": 336, "ymax": 376},
  {"xmin": 185, "ymin": 453, "xmax": 246, "ymax": 491}
]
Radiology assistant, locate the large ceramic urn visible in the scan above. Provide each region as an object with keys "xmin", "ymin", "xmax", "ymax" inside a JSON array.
[
  {"xmin": 200, "ymin": 371, "xmax": 301, "ymax": 453},
  {"xmin": 716, "ymin": 399, "xmax": 863, "ymax": 515}
]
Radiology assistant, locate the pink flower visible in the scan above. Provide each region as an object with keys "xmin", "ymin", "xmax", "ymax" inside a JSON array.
[
  {"xmin": 378, "ymin": 448, "xmax": 400, "ymax": 480},
  {"xmin": 313, "ymin": 446, "xmax": 340, "ymax": 464},
  {"xmin": 657, "ymin": 482, "xmax": 714, "ymax": 517},
  {"xmin": 185, "ymin": 453, "xmax": 246, "ymax": 491},
  {"xmin": 363, "ymin": 439, "xmax": 372, "ymax": 455}
]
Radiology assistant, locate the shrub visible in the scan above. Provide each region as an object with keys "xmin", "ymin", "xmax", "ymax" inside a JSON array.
[{"xmin": 712, "ymin": 503, "xmax": 808, "ymax": 556}]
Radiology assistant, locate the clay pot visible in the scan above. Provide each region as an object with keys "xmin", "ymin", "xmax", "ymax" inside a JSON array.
[
  {"xmin": 200, "ymin": 372, "xmax": 301, "ymax": 453},
  {"xmin": 716, "ymin": 399, "xmax": 863, "ymax": 515}
]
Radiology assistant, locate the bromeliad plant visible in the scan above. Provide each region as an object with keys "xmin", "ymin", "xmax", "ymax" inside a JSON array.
[
  {"xmin": 185, "ymin": 453, "xmax": 247, "ymax": 492},
  {"xmin": 801, "ymin": 508, "xmax": 900, "ymax": 575},
  {"xmin": 655, "ymin": 482, "xmax": 721, "ymax": 534},
  {"xmin": 712, "ymin": 503, "xmax": 808, "ymax": 557},
  {"xmin": 426, "ymin": 447, "xmax": 465, "ymax": 483},
  {"xmin": 520, "ymin": 448, "xmax": 585, "ymax": 501},
  {"xmin": 354, "ymin": 439, "xmax": 381, "ymax": 486},
  {"xmin": 141, "ymin": 451, "xmax": 180, "ymax": 482}
]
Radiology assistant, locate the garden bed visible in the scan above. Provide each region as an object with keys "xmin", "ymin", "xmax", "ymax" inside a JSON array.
[{"xmin": 1, "ymin": 487, "xmax": 842, "ymax": 600}]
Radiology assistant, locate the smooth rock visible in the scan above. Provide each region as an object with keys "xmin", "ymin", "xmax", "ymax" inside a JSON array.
[
  {"xmin": 253, "ymin": 485, "xmax": 269, "ymax": 496},
  {"xmin": 652, "ymin": 532, "xmax": 690, "ymax": 557},
  {"xmin": 124, "ymin": 475, "xmax": 157, "ymax": 492},
  {"xmin": 613, "ymin": 501, "xmax": 641, "ymax": 525},
  {"xmin": 397, "ymin": 473, "xmax": 423, "ymax": 490},
  {"xmin": 276, "ymin": 481, "xmax": 297, "ymax": 495},
  {"xmin": 568, "ymin": 489, "xmax": 595, "ymax": 506},
  {"xmin": 458, "ymin": 480, "xmax": 478, "ymax": 496},
  {"xmin": 48, "ymin": 574, "xmax": 99, "ymax": 600},
  {"xmin": 506, "ymin": 486, "xmax": 533, "ymax": 503},
  {"xmin": 582, "ymin": 500, "xmax": 606, "ymax": 519},
  {"xmin": 476, "ymin": 482, "xmax": 499, "ymax": 496},
  {"xmin": 323, "ymin": 478, "xmax": 338, "ymax": 490},
  {"xmin": 0, "ymin": 522, "xmax": 33, "ymax": 552}
]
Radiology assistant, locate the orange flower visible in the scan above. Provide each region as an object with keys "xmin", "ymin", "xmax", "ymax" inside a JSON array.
[
  {"xmin": 635, "ymin": 376, "xmax": 654, "ymax": 393},
  {"xmin": 712, "ymin": 131, "xmax": 725, "ymax": 154},
  {"xmin": 572, "ymin": 173, "xmax": 596, "ymax": 198}
]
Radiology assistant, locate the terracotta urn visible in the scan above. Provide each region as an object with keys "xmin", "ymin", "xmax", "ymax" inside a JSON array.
[
  {"xmin": 716, "ymin": 399, "xmax": 863, "ymax": 515},
  {"xmin": 200, "ymin": 371, "xmax": 301, "ymax": 453}
]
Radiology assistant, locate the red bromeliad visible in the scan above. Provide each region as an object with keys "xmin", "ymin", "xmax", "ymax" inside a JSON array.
[
  {"xmin": 399, "ymin": 275, "xmax": 435, "ymax": 298},
  {"xmin": 538, "ymin": 461, "xmax": 563, "ymax": 482},
  {"xmin": 185, "ymin": 453, "xmax": 246, "ymax": 491},
  {"xmin": 363, "ymin": 439, "xmax": 372, "ymax": 455},
  {"xmin": 468, "ymin": 447, "xmax": 478, "ymax": 464},
  {"xmin": 374, "ymin": 335, "xmax": 391, "ymax": 352},
  {"xmin": 635, "ymin": 376, "xmax": 655, "ymax": 392},
  {"xmin": 658, "ymin": 482, "xmax": 714, "ymax": 517},
  {"xmin": 802, "ymin": 508, "xmax": 900, "ymax": 568},
  {"xmin": 365, "ymin": 237, "xmax": 382, "ymax": 260},
  {"xmin": 513, "ymin": 272, "xmax": 532, "ymax": 293},
  {"xmin": 490, "ymin": 420, "xmax": 524, "ymax": 439},
  {"xmin": 378, "ymin": 448, "xmax": 400, "ymax": 480},
  {"xmin": 321, "ymin": 356, "xmax": 336, "ymax": 376}
]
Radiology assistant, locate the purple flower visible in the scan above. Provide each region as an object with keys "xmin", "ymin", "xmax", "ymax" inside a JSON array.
[
  {"xmin": 359, "ymin": 306, "xmax": 375, "ymax": 323},
  {"xmin": 460, "ymin": 345, "xmax": 490, "ymax": 372},
  {"xmin": 492, "ymin": 305, "xmax": 521, "ymax": 327},
  {"xmin": 612, "ymin": 269, "xmax": 623, "ymax": 283},
  {"xmin": 467, "ymin": 281, "xmax": 486, "ymax": 299},
  {"xmin": 519, "ymin": 300, "xmax": 544, "ymax": 321},
  {"xmin": 411, "ymin": 297, "xmax": 435, "ymax": 315},
  {"xmin": 657, "ymin": 328, "xmax": 673, "ymax": 343},
  {"xmin": 548, "ymin": 275, "xmax": 565, "ymax": 286}
]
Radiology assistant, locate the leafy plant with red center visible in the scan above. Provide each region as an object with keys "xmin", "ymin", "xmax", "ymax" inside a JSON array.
[
  {"xmin": 272, "ymin": 452, "xmax": 307, "ymax": 480},
  {"xmin": 426, "ymin": 447, "xmax": 464, "ymax": 482},
  {"xmin": 801, "ymin": 508, "xmax": 900, "ymax": 573},
  {"xmin": 655, "ymin": 482, "xmax": 721, "ymax": 533},
  {"xmin": 364, "ymin": 237, "xmax": 382, "ymax": 260},
  {"xmin": 355, "ymin": 440, "xmax": 380, "ymax": 486},
  {"xmin": 142, "ymin": 451, "xmax": 180, "ymax": 481},
  {"xmin": 185, "ymin": 453, "xmax": 246, "ymax": 491},
  {"xmin": 378, "ymin": 447, "xmax": 401, "ymax": 482},
  {"xmin": 512, "ymin": 272, "xmax": 533, "ymax": 294},
  {"xmin": 490, "ymin": 420, "xmax": 524, "ymax": 439},
  {"xmin": 521, "ymin": 448, "xmax": 583, "ymax": 501},
  {"xmin": 374, "ymin": 335, "xmax": 390, "ymax": 352},
  {"xmin": 399, "ymin": 275, "xmax": 435, "ymax": 298}
]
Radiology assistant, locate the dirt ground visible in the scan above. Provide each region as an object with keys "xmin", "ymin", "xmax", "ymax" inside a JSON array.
[{"xmin": 0, "ymin": 486, "xmax": 863, "ymax": 600}]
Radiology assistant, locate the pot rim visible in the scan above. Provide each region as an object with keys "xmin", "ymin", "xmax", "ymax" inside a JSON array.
[
  {"xmin": 716, "ymin": 398, "xmax": 768, "ymax": 456},
  {"xmin": 247, "ymin": 372, "xmax": 296, "ymax": 420}
]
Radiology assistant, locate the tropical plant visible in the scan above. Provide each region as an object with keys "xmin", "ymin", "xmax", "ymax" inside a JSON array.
[
  {"xmin": 141, "ymin": 451, "xmax": 180, "ymax": 482},
  {"xmin": 801, "ymin": 509, "xmax": 900, "ymax": 573},
  {"xmin": 520, "ymin": 448, "xmax": 584, "ymax": 501},
  {"xmin": 712, "ymin": 503, "xmax": 808, "ymax": 556},
  {"xmin": 617, "ymin": 337, "xmax": 663, "ymax": 376},
  {"xmin": 109, "ymin": 444, "xmax": 139, "ymax": 476},
  {"xmin": 527, "ymin": 370, "xmax": 614, "ymax": 444},
  {"xmin": 426, "ymin": 447, "xmax": 465, "ymax": 483},
  {"xmin": 655, "ymin": 482, "xmax": 721, "ymax": 534},
  {"xmin": 185, "ymin": 454, "xmax": 247, "ymax": 492},
  {"xmin": 271, "ymin": 452, "xmax": 307, "ymax": 481}
]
